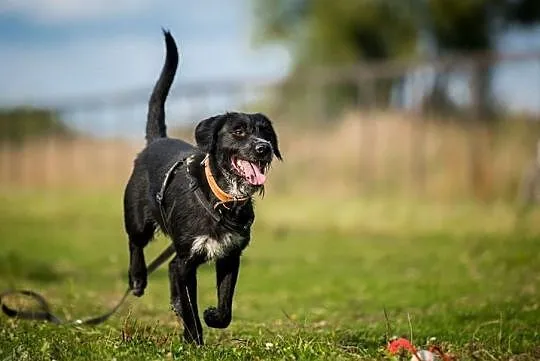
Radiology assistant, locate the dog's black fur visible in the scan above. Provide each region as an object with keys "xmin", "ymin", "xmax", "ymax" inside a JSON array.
[{"xmin": 123, "ymin": 30, "xmax": 281, "ymax": 345}]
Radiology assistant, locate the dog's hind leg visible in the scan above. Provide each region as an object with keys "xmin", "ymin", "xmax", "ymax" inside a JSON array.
[
  {"xmin": 123, "ymin": 184, "xmax": 155, "ymax": 297},
  {"xmin": 127, "ymin": 223, "xmax": 154, "ymax": 297},
  {"xmin": 169, "ymin": 256, "xmax": 203, "ymax": 345},
  {"xmin": 125, "ymin": 216, "xmax": 154, "ymax": 297}
]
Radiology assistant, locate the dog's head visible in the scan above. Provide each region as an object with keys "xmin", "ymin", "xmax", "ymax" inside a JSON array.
[{"xmin": 195, "ymin": 112, "xmax": 282, "ymax": 197}]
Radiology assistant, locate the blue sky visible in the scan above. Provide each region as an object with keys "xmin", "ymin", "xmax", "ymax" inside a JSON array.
[
  {"xmin": 0, "ymin": 0, "xmax": 291, "ymax": 104},
  {"xmin": 0, "ymin": 1, "xmax": 539, "ymax": 137}
]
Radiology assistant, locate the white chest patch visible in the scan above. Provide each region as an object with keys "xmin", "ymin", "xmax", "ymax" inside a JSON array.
[{"xmin": 190, "ymin": 233, "xmax": 244, "ymax": 261}]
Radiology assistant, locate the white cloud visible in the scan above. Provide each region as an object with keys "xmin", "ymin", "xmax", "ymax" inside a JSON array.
[{"xmin": 0, "ymin": 0, "xmax": 152, "ymax": 23}]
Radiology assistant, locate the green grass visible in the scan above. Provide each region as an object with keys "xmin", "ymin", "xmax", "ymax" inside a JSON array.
[{"xmin": 0, "ymin": 190, "xmax": 539, "ymax": 360}]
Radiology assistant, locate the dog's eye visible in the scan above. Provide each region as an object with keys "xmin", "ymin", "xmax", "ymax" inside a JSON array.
[{"xmin": 232, "ymin": 129, "xmax": 245, "ymax": 137}]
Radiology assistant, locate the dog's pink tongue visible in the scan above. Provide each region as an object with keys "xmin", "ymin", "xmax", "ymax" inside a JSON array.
[{"xmin": 237, "ymin": 159, "xmax": 266, "ymax": 185}]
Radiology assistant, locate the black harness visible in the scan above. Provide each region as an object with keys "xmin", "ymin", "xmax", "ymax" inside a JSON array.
[
  {"xmin": 0, "ymin": 154, "xmax": 250, "ymax": 326},
  {"xmin": 157, "ymin": 156, "xmax": 252, "ymax": 234}
]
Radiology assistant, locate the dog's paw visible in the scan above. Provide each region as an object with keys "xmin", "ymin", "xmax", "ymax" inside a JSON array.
[
  {"xmin": 131, "ymin": 281, "xmax": 146, "ymax": 297},
  {"xmin": 203, "ymin": 307, "xmax": 231, "ymax": 329},
  {"xmin": 128, "ymin": 271, "xmax": 147, "ymax": 297}
]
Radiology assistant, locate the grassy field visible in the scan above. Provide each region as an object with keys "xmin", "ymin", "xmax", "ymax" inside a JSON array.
[{"xmin": 0, "ymin": 190, "xmax": 539, "ymax": 360}]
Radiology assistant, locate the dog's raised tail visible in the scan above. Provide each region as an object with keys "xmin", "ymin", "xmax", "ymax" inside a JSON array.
[{"xmin": 146, "ymin": 29, "xmax": 179, "ymax": 144}]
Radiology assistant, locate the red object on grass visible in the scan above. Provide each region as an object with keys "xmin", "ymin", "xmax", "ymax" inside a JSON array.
[
  {"xmin": 387, "ymin": 337, "xmax": 454, "ymax": 361},
  {"xmin": 387, "ymin": 337, "xmax": 417, "ymax": 355}
]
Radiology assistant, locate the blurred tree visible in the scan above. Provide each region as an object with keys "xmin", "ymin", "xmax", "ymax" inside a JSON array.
[
  {"xmin": 254, "ymin": 0, "xmax": 417, "ymax": 64},
  {"xmin": 252, "ymin": 0, "xmax": 419, "ymax": 118},
  {"xmin": 0, "ymin": 107, "xmax": 73, "ymax": 143},
  {"xmin": 427, "ymin": 0, "xmax": 540, "ymax": 119},
  {"xmin": 253, "ymin": 0, "xmax": 540, "ymax": 120}
]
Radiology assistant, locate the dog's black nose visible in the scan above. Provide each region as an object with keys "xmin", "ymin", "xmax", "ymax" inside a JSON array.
[{"xmin": 255, "ymin": 142, "xmax": 271, "ymax": 155}]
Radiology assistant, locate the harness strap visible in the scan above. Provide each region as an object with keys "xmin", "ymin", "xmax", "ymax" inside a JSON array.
[
  {"xmin": 156, "ymin": 160, "xmax": 183, "ymax": 205},
  {"xmin": 193, "ymin": 188, "xmax": 222, "ymax": 223},
  {"xmin": 156, "ymin": 159, "xmax": 184, "ymax": 235}
]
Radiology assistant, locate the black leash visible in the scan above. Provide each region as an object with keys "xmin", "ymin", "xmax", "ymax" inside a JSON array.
[
  {"xmin": 0, "ymin": 159, "xmax": 182, "ymax": 326},
  {"xmin": 0, "ymin": 245, "xmax": 175, "ymax": 326}
]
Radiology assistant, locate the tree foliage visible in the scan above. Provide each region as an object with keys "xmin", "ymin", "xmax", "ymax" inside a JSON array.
[
  {"xmin": 253, "ymin": 0, "xmax": 540, "ymax": 120},
  {"xmin": 254, "ymin": 0, "xmax": 418, "ymax": 67}
]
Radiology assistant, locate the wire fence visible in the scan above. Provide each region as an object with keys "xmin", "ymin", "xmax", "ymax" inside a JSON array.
[{"xmin": 1, "ymin": 51, "xmax": 540, "ymax": 201}]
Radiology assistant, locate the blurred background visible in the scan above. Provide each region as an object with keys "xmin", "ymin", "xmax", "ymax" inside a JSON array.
[
  {"xmin": 1, "ymin": 0, "xmax": 540, "ymax": 224},
  {"xmin": 2, "ymin": 3, "xmax": 540, "ymax": 358}
]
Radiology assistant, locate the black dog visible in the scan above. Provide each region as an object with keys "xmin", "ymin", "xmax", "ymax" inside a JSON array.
[{"xmin": 123, "ymin": 30, "xmax": 281, "ymax": 345}]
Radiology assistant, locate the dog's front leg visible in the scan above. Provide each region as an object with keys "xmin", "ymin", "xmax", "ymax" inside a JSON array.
[
  {"xmin": 169, "ymin": 256, "xmax": 204, "ymax": 345},
  {"xmin": 203, "ymin": 254, "xmax": 240, "ymax": 329}
]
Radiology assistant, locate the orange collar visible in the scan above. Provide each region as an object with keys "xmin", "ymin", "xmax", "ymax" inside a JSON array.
[{"xmin": 203, "ymin": 156, "xmax": 249, "ymax": 206}]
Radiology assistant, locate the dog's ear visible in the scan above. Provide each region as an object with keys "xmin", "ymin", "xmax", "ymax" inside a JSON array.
[
  {"xmin": 253, "ymin": 113, "xmax": 282, "ymax": 161},
  {"xmin": 194, "ymin": 115, "xmax": 225, "ymax": 153}
]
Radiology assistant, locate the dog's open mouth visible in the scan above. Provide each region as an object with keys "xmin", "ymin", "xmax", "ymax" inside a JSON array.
[{"xmin": 231, "ymin": 157, "xmax": 267, "ymax": 185}]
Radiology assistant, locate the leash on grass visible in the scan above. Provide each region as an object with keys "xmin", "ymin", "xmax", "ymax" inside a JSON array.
[
  {"xmin": 0, "ymin": 154, "xmax": 244, "ymax": 328},
  {"xmin": 0, "ymin": 245, "xmax": 176, "ymax": 325},
  {"xmin": 0, "ymin": 157, "xmax": 183, "ymax": 326}
]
